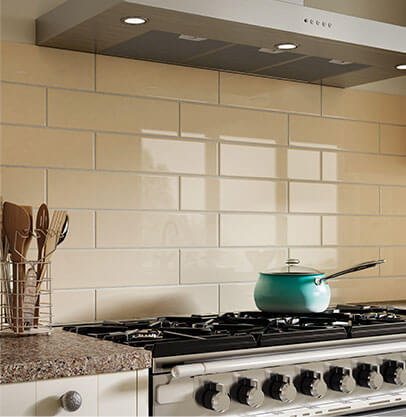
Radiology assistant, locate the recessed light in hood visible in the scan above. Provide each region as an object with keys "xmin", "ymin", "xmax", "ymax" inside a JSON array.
[
  {"xmin": 275, "ymin": 43, "xmax": 298, "ymax": 50},
  {"xmin": 396, "ymin": 64, "xmax": 406, "ymax": 70},
  {"xmin": 121, "ymin": 16, "xmax": 148, "ymax": 25}
]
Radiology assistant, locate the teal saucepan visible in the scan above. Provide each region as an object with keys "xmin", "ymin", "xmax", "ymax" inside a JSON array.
[{"xmin": 254, "ymin": 258, "xmax": 386, "ymax": 313}]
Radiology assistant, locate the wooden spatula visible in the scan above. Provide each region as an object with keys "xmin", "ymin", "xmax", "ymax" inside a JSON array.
[{"xmin": 3, "ymin": 202, "xmax": 31, "ymax": 332}]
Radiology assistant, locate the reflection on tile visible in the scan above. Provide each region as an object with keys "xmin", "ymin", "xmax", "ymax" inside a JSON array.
[
  {"xmin": 220, "ymin": 73, "xmax": 321, "ymax": 114},
  {"xmin": 96, "ymin": 212, "xmax": 217, "ymax": 248},
  {"xmin": 97, "ymin": 134, "xmax": 217, "ymax": 175},
  {"xmin": 48, "ymin": 89, "xmax": 178, "ymax": 135},
  {"xmin": 381, "ymin": 187, "xmax": 406, "ymax": 215},
  {"xmin": 181, "ymin": 177, "xmax": 287, "ymax": 212},
  {"xmin": 323, "ymin": 152, "xmax": 406, "ymax": 185},
  {"xmin": 380, "ymin": 248, "xmax": 406, "ymax": 276},
  {"xmin": 61, "ymin": 211, "xmax": 94, "ymax": 248},
  {"xmin": 53, "ymin": 250, "xmax": 178, "ymax": 289},
  {"xmin": 181, "ymin": 248, "xmax": 287, "ymax": 283},
  {"xmin": 181, "ymin": 103, "xmax": 288, "ymax": 144},
  {"xmin": 290, "ymin": 247, "xmax": 380, "ymax": 277},
  {"xmin": 290, "ymin": 182, "xmax": 379, "ymax": 214},
  {"xmin": 381, "ymin": 125, "xmax": 406, "ymax": 156},
  {"xmin": 220, "ymin": 144, "xmax": 320, "ymax": 180},
  {"xmin": 97, "ymin": 54, "xmax": 218, "ymax": 102},
  {"xmin": 220, "ymin": 214, "xmax": 320, "ymax": 246},
  {"xmin": 322, "ymin": 86, "xmax": 406, "ymax": 124},
  {"xmin": 290, "ymin": 115, "xmax": 379, "ymax": 152},
  {"xmin": 2, "ymin": 41, "xmax": 94, "ymax": 90},
  {"xmin": 323, "ymin": 216, "xmax": 406, "ymax": 246},
  {"xmin": 48, "ymin": 170, "xmax": 178, "ymax": 210},
  {"xmin": 53, "ymin": 290, "xmax": 95, "ymax": 323},
  {"xmin": 96, "ymin": 285, "xmax": 218, "ymax": 319},
  {"xmin": 2, "ymin": 126, "xmax": 93, "ymax": 169},
  {"xmin": 220, "ymin": 283, "xmax": 257, "ymax": 312}
]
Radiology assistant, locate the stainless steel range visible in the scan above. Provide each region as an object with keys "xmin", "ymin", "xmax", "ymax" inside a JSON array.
[{"xmin": 64, "ymin": 305, "xmax": 406, "ymax": 416}]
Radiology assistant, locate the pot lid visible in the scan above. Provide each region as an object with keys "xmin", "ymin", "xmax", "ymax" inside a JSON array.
[{"xmin": 262, "ymin": 258, "xmax": 323, "ymax": 276}]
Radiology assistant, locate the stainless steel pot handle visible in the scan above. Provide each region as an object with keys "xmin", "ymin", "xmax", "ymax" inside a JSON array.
[{"xmin": 315, "ymin": 259, "xmax": 386, "ymax": 285}]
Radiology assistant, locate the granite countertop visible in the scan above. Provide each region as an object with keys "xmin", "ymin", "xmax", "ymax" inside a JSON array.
[{"xmin": 0, "ymin": 328, "xmax": 152, "ymax": 384}]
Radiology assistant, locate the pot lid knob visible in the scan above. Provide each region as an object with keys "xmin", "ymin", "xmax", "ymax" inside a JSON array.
[{"xmin": 286, "ymin": 259, "xmax": 300, "ymax": 265}]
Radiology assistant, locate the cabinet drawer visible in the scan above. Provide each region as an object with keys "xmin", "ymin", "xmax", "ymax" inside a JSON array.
[{"xmin": 0, "ymin": 381, "xmax": 36, "ymax": 416}]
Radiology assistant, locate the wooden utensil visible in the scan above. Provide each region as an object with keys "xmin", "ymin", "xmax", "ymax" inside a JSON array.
[
  {"xmin": 3, "ymin": 202, "xmax": 31, "ymax": 332},
  {"xmin": 21, "ymin": 206, "xmax": 33, "ymax": 258}
]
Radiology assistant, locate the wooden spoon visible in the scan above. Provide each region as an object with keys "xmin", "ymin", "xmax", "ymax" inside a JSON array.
[{"xmin": 3, "ymin": 202, "xmax": 31, "ymax": 332}]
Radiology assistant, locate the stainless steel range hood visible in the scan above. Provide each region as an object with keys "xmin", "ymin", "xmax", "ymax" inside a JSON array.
[{"xmin": 36, "ymin": 0, "xmax": 406, "ymax": 87}]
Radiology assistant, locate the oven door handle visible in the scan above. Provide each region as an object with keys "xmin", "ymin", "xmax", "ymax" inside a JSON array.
[{"xmin": 171, "ymin": 340, "xmax": 406, "ymax": 378}]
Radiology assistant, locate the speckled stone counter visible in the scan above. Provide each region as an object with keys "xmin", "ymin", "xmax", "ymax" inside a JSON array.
[{"xmin": 0, "ymin": 328, "xmax": 151, "ymax": 384}]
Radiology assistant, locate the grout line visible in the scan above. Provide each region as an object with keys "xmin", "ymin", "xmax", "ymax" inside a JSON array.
[
  {"xmin": 45, "ymin": 88, "xmax": 48, "ymax": 126},
  {"xmin": 320, "ymin": 85, "xmax": 323, "ymax": 116},
  {"xmin": 94, "ymin": 53, "xmax": 97, "ymax": 91},
  {"xmin": 287, "ymin": 113, "xmax": 290, "ymax": 146},
  {"xmin": 44, "ymin": 168, "xmax": 48, "ymax": 204},
  {"xmin": 217, "ymin": 72, "xmax": 221, "ymax": 105},
  {"xmin": 178, "ymin": 249, "xmax": 181, "ymax": 285},
  {"xmin": 379, "ymin": 186, "xmax": 382, "ymax": 215},
  {"xmin": 94, "ymin": 289, "xmax": 97, "ymax": 321},
  {"xmin": 217, "ymin": 284, "xmax": 221, "ymax": 314},
  {"xmin": 178, "ymin": 101, "xmax": 181, "ymax": 136},
  {"xmin": 320, "ymin": 215, "xmax": 323, "ymax": 246},
  {"xmin": 287, "ymin": 180, "xmax": 291, "ymax": 213},
  {"xmin": 178, "ymin": 176, "xmax": 181, "ymax": 210},
  {"xmin": 217, "ymin": 213, "xmax": 221, "ymax": 248},
  {"xmin": 93, "ymin": 211, "xmax": 97, "ymax": 248},
  {"xmin": 93, "ymin": 132, "xmax": 97, "ymax": 170},
  {"xmin": 320, "ymin": 151, "xmax": 323, "ymax": 181},
  {"xmin": 378, "ymin": 123, "xmax": 382, "ymax": 153}
]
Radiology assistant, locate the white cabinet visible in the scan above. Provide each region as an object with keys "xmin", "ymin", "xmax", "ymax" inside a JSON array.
[{"xmin": 0, "ymin": 370, "xmax": 149, "ymax": 417}]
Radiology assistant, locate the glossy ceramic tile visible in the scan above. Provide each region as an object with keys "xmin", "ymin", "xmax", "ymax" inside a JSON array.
[
  {"xmin": 322, "ymin": 86, "xmax": 406, "ymax": 124},
  {"xmin": 1, "ymin": 41, "xmax": 94, "ymax": 90},
  {"xmin": 60, "ymin": 210, "xmax": 95, "ymax": 249},
  {"xmin": 1, "ymin": 167, "xmax": 45, "ymax": 206},
  {"xmin": 380, "ymin": 248, "xmax": 406, "ymax": 276},
  {"xmin": 290, "ymin": 115, "xmax": 379, "ymax": 152},
  {"xmin": 53, "ymin": 290, "xmax": 95, "ymax": 324},
  {"xmin": 323, "ymin": 216, "xmax": 406, "ymax": 246},
  {"xmin": 48, "ymin": 170, "xmax": 178, "ymax": 210},
  {"xmin": 381, "ymin": 186, "xmax": 406, "ymax": 215},
  {"xmin": 96, "ymin": 54, "xmax": 218, "ymax": 102},
  {"xmin": 1, "ymin": 83, "xmax": 45, "ymax": 125},
  {"xmin": 289, "ymin": 182, "xmax": 379, "ymax": 214},
  {"xmin": 289, "ymin": 247, "xmax": 380, "ymax": 277},
  {"xmin": 220, "ymin": 73, "xmax": 321, "ymax": 115},
  {"xmin": 220, "ymin": 283, "xmax": 258, "ymax": 312},
  {"xmin": 323, "ymin": 152, "xmax": 406, "ymax": 185},
  {"xmin": 48, "ymin": 89, "xmax": 178, "ymax": 135},
  {"xmin": 96, "ymin": 285, "xmax": 218, "ymax": 319},
  {"xmin": 2, "ymin": 126, "xmax": 93, "ymax": 169},
  {"xmin": 52, "ymin": 249, "xmax": 178, "ymax": 289},
  {"xmin": 96, "ymin": 134, "xmax": 217, "ymax": 175},
  {"xmin": 181, "ymin": 103, "xmax": 288, "ymax": 144},
  {"xmin": 381, "ymin": 125, "xmax": 406, "ymax": 155},
  {"xmin": 96, "ymin": 212, "xmax": 217, "ymax": 248},
  {"xmin": 220, "ymin": 144, "xmax": 320, "ymax": 180},
  {"xmin": 220, "ymin": 214, "xmax": 320, "ymax": 246},
  {"xmin": 180, "ymin": 248, "xmax": 287, "ymax": 283},
  {"xmin": 180, "ymin": 177, "xmax": 287, "ymax": 212}
]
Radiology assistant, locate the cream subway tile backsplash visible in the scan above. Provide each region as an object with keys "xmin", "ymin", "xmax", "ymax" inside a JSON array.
[
  {"xmin": 289, "ymin": 247, "xmax": 380, "ymax": 277},
  {"xmin": 96, "ymin": 212, "xmax": 217, "ymax": 248},
  {"xmin": 1, "ymin": 41, "xmax": 94, "ymax": 90},
  {"xmin": 381, "ymin": 125, "xmax": 406, "ymax": 155},
  {"xmin": 220, "ymin": 72, "xmax": 321, "ymax": 115},
  {"xmin": 289, "ymin": 115, "xmax": 380, "ymax": 152},
  {"xmin": 1, "ymin": 41, "xmax": 405, "ymax": 321},
  {"xmin": 180, "ymin": 177, "xmax": 287, "ymax": 212},
  {"xmin": 289, "ymin": 182, "xmax": 379, "ymax": 214},
  {"xmin": 322, "ymin": 86, "xmax": 406, "ymax": 125},
  {"xmin": 220, "ymin": 214, "xmax": 320, "ymax": 246},
  {"xmin": 48, "ymin": 170, "xmax": 178, "ymax": 210},
  {"xmin": 180, "ymin": 248, "xmax": 287, "ymax": 284},
  {"xmin": 2, "ymin": 125, "xmax": 94, "ymax": 169},
  {"xmin": 220, "ymin": 144, "xmax": 320, "ymax": 180},
  {"xmin": 96, "ymin": 285, "xmax": 218, "ymax": 320},
  {"xmin": 47, "ymin": 89, "xmax": 178, "ymax": 135},
  {"xmin": 52, "ymin": 250, "xmax": 178, "ymax": 289},
  {"xmin": 322, "ymin": 152, "xmax": 406, "ymax": 185},
  {"xmin": 1, "ymin": 83, "xmax": 46, "ymax": 125},
  {"xmin": 96, "ymin": 134, "xmax": 217, "ymax": 175},
  {"xmin": 181, "ymin": 102, "xmax": 288, "ymax": 144},
  {"xmin": 96, "ymin": 54, "xmax": 218, "ymax": 102}
]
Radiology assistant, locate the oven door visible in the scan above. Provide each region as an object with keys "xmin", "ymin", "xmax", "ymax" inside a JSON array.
[{"xmin": 349, "ymin": 405, "xmax": 406, "ymax": 416}]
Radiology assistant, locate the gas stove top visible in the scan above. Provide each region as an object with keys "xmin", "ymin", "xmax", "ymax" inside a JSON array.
[{"xmin": 63, "ymin": 305, "xmax": 406, "ymax": 358}]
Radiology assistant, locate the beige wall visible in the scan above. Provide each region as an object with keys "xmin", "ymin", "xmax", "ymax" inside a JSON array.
[{"xmin": 1, "ymin": 41, "xmax": 406, "ymax": 323}]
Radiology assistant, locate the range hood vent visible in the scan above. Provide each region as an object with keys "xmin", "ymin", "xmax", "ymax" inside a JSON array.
[{"xmin": 36, "ymin": 0, "xmax": 406, "ymax": 87}]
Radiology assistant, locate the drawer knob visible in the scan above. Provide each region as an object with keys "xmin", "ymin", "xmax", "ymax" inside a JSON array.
[{"xmin": 60, "ymin": 390, "xmax": 82, "ymax": 412}]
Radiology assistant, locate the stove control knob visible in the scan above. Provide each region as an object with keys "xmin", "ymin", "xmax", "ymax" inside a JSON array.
[
  {"xmin": 383, "ymin": 361, "xmax": 406, "ymax": 386},
  {"xmin": 237, "ymin": 378, "xmax": 264, "ymax": 408},
  {"xmin": 301, "ymin": 370, "xmax": 328, "ymax": 399},
  {"xmin": 202, "ymin": 383, "xmax": 231, "ymax": 413},
  {"xmin": 357, "ymin": 364, "xmax": 383, "ymax": 390},
  {"xmin": 269, "ymin": 375, "xmax": 297, "ymax": 403},
  {"xmin": 329, "ymin": 367, "xmax": 356, "ymax": 394}
]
